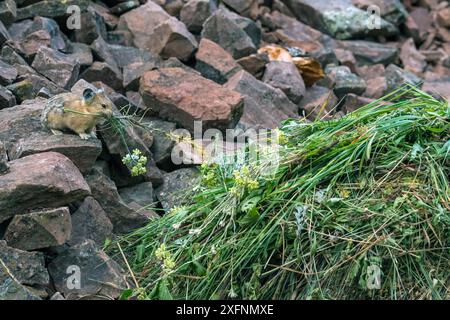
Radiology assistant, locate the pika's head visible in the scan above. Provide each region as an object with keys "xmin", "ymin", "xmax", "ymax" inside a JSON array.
[{"xmin": 82, "ymin": 88, "xmax": 114, "ymax": 119}]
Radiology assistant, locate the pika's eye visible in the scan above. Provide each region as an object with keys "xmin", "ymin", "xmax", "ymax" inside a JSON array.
[{"xmin": 101, "ymin": 104, "xmax": 108, "ymax": 109}]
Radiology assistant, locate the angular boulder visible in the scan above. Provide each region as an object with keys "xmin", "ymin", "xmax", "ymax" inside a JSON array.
[
  {"xmin": 9, "ymin": 132, "xmax": 102, "ymax": 174},
  {"xmin": 262, "ymin": 61, "xmax": 306, "ymax": 104},
  {"xmin": 283, "ymin": 0, "xmax": 397, "ymax": 39},
  {"xmin": 47, "ymin": 240, "xmax": 128, "ymax": 300},
  {"xmin": 180, "ymin": 0, "xmax": 217, "ymax": 34},
  {"xmin": 0, "ymin": 152, "xmax": 91, "ymax": 223},
  {"xmin": 16, "ymin": 0, "xmax": 89, "ymax": 20},
  {"xmin": 4, "ymin": 207, "xmax": 72, "ymax": 251},
  {"xmin": 118, "ymin": 1, "xmax": 197, "ymax": 62},
  {"xmin": 68, "ymin": 197, "xmax": 113, "ymax": 247},
  {"xmin": 0, "ymin": 263, "xmax": 41, "ymax": 300},
  {"xmin": 156, "ymin": 168, "xmax": 201, "ymax": 211},
  {"xmin": 298, "ymin": 86, "xmax": 338, "ymax": 121},
  {"xmin": 224, "ymin": 70, "xmax": 298, "ymax": 129},
  {"xmin": 338, "ymin": 40, "xmax": 398, "ymax": 66},
  {"xmin": 0, "ymin": 241, "xmax": 49, "ymax": 286},
  {"xmin": 85, "ymin": 166, "xmax": 153, "ymax": 234},
  {"xmin": 140, "ymin": 67, "xmax": 244, "ymax": 133},
  {"xmin": 31, "ymin": 47, "xmax": 80, "ymax": 90},
  {"xmin": 201, "ymin": 8, "xmax": 259, "ymax": 59},
  {"xmin": 195, "ymin": 38, "xmax": 242, "ymax": 84}
]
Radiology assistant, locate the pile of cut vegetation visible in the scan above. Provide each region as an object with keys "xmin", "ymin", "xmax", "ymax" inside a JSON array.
[{"xmin": 116, "ymin": 87, "xmax": 450, "ymax": 300}]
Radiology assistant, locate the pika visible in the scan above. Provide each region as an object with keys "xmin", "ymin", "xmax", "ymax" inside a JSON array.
[{"xmin": 41, "ymin": 88, "xmax": 114, "ymax": 140}]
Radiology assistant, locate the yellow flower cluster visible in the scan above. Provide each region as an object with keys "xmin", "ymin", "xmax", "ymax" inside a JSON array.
[
  {"xmin": 230, "ymin": 166, "xmax": 259, "ymax": 196},
  {"xmin": 155, "ymin": 243, "xmax": 176, "ymax": 273}
]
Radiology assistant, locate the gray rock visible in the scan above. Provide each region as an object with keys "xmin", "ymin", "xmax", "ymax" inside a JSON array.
[
  {"xmin": 0, "ymin": 141, "xmax": 7, "ymax": 173},
  {"xmin": 68, "ymin": 43, "xmax": 93, "ymax": 68},
  {"xmin": 7, "ymin": 72, "xmax": 64, "ymax": 104},
  {"xmin": 8, "ymin": 132, "xmax": 102, "ymax": 174},
  {"xmin": 119, "ymin": 182, "xmax": 155, "ymax": 208},
  {"xmin": 384, "ymin": 64, "xmax": 423, "ymax": 95},
  {"xmin": 0, "ymin": 0, "xmax": 16, "ymax": 26},
  {"xmin": 324, "ymin": 65, "xmax": 367, "ymax": 98},
  {"xmin": 195, "ymin": 38, "xmax": 242, "ymax": 84},
  {"xmin": 0, "ymin": 241, "xmax": 49, "ymax": 286},
  {"xmin": 50, "ymin": 292, "xmax": 65, "ymax": 300},
  {"xmin": 0, "ymin": 20, "xmax": 11, "ymax": 46},
  {"xmin": 352, "ymin": 0, "xmax": 407, "ymax": 25},
  {"xmin": 224, "ymin": 70, "xmax": 298, "ymax": 129},
  {"xmin": 90, "ymin": 36, "xmax": 120, "ymax": 70},
  {"xmin": 17, "ymin": 0, "xmax": 90, "ymax": 20},
  {"xmin": 68, "ymin": 197, "xmax": 113, "ymax": 247},
  {"xmin": 0, "ymin": 263, "xmax": 41, "ymax": 300},
  {"xmin": 146, "ymin": 118, "xmax": 177, "ymax": 166},
  {"xmin": 79, "ymin": 62, "xmax": 123, "ymax": 92},
  {"xmin": 284, "ymin": 0, "xmax": 397, "ymax": 40},
  {"xmin": 31, "ymin": 47, "xmax": 80, "ymax": 90},
  {"xmin": 0, "ymin": 100, "xmax": 44, "ymax": 152},
  {"xmin": 180, "ymin": 0, "xmax": 218, "ymax": 34},
  {"xmin": 109, "ymin": 45, "xmax": 160, "ymax": 69},
  {"xmin": 201, "ymin": 8, "xmax": 259, "ymax": 59},
  {"xmin": 111, "ymin": 1, "xmax": 140, "ymax": 15},
  {"xmin": 262, "ymin": 61, "xmax": 306, "ymax": 104},
  {"xmin": 156, "ymin": 168, "xmax": 201, "ymax": 211},
  {"xmin": 0, "ymin": 152, "xmax": 90, "ymax": 224},
  {"xmin": 338, "ymin": 40, "xmax": 398, "ymax": 66},
  {"xmin": 4, "ymin": 207, "xmax": 72, "ymax": 251},
  {"xmin": 0, "ymin": 59, "xmax": 17, "ymax": 85},
  {"xmin": 222, "ymin": 0, "xmax": 257, "ymax": 16},
  {"xmin": 74, "ymin": 10, "xmax": 107, "ymax": 45},
  {"xmin": 85, "ymin": 166, "xmax": 152, "ymax": 234},
  {"xmin": 299, "ymin": 86, "xmax": 339, "ymax": 121},
  {"xmin": 0, "ymin": 85, "xmax": 16, "ymax": 109},
  {"xmin": 47, "ymin": 240, "xmax": 128, "ymax": 300}
]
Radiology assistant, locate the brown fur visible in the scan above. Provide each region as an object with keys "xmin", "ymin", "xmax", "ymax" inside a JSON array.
[{"xmin": 42, "ymin": 90, "xmax": 113, "ymax": 138}]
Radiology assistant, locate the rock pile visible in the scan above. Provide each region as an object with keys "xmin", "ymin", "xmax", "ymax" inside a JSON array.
[{"xmin": 0, "ymin": 0, "xmax": 449, "ymax": 300}]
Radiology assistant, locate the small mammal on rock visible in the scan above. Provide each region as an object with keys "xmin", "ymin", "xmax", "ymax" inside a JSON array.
[{"xmin": 41, "ymin": 88, "xmax": 114, "ymax": 140}]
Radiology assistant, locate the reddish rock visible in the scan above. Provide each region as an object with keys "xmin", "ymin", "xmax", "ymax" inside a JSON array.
[
  {"xmin": 236, "ymin": 53, "xmax": 269, "ymax": 79},
  {"xmin": 0, "ymin": 152, "xmax": 91, "ymax": 223},
  {"xmin": 400, "ymin": 38, "xmax": 426, "ymax": 75},
  {"xmin": 147, "ymin": 17, "xmax": 198, "ymax": 62},
  {"xmin": 140, "ymin": 67, "xmax": 244, "ymax": 132},
  {"xmin": 31, "ymin": 47, "xmax": 80, "ymax": 90},
  {"xmin": 4, "ymin": 207, "xmax": 72, "ymax": 251},
  {"xmin": 338, "ymin": 40, "xmax": 398, "ymax": 66},
  {"xmin": 195, "ymin": 38, "xmax": 242, "ymax": 84},
  {"xmin": 118, "ymin": 1, "xmax": 197, "ymax": 62},
  {"xmin": 334, "ymin": 48, "xmax": 357, "ymax": 73}
]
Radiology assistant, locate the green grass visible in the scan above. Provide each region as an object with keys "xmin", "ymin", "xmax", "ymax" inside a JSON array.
[{"xmin": 113, "ymin": 87, "xmax": 450, "ymax": 300}]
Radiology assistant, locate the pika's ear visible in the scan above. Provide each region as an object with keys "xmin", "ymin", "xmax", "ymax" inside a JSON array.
[{"xmin": 83, "ymin": 88, "xmax": 96, "ymax": 103}]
